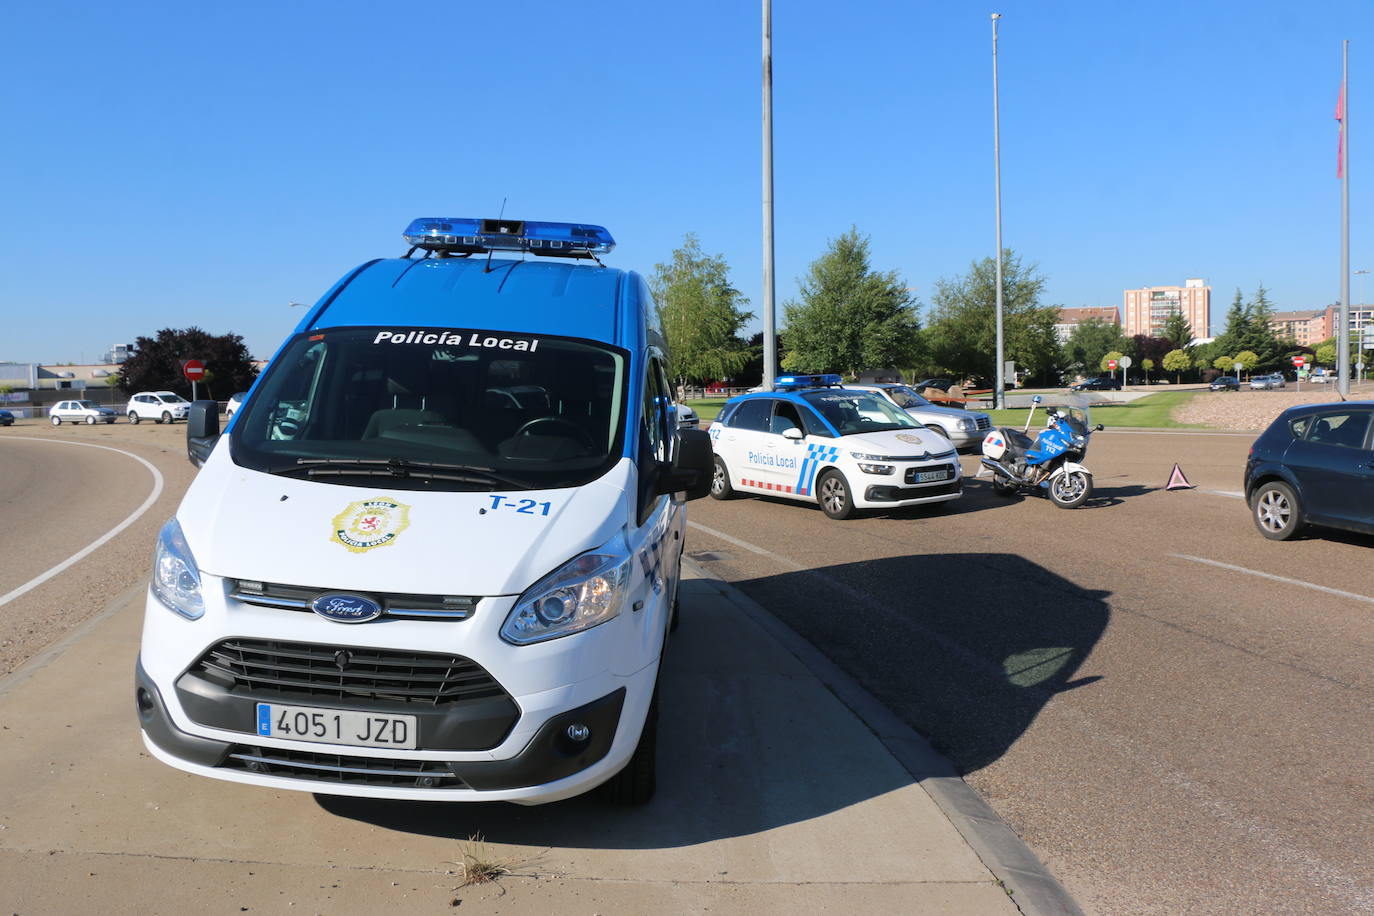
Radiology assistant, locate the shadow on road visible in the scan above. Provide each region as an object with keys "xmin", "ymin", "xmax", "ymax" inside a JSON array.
[
  {"xmin": 724, "ymin": 554, "xmax": 1111, "ymax": 776},
  {"xmin": 319, "ymin": 554, "xmax": 1108, "ymax": 845}
]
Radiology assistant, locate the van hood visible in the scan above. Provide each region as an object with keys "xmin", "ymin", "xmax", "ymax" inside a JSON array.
[
  {"xmin": 176, "ymin": 446, "xmax": 632, "ymax": 597},
  {"xmin": 841, "ymin": 427, "xmax": 954, "ymax": 458}
]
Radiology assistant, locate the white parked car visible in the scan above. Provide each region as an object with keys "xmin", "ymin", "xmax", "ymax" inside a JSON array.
[
  {"xmin": 49, "ymin": 399, "xmax": 118, "ymax": 425},
  {"xmin": 847, "ymin": 383, "xmax": 992, "ymax": 451},
  {"xmin": 127, "ymin": 391, "xmax": 191, "ymax": 424},
  {"xmin": 708, "ymin": 375, "xmax": 962, "ymax": 519},
  {"xmin": 225, "ymin": 392, "xmax": 249, "ymax": 418}
]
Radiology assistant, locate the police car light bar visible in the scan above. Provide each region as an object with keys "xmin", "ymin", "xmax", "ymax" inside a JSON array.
[
  {"xmin": 773, "ymin": 374, "xmax": 844, "ymax": 390},
  {"xmin": 403, "ymin": 218, "xmax": 615, "ymax": 257}
]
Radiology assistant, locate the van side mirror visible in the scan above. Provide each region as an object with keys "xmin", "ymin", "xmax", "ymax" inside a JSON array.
[
  {"xmin": 657, "ymin": 428, "xmax": 713, "ymax": 500},
  {"xmin": 186, "ymin": 400, "xmax": 220, "ymax": 467}
]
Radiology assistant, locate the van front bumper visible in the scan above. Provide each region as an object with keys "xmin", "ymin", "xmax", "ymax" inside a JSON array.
[{"xmin": 136, "ymin": 655, "xmax": 643, "ymax": 803}]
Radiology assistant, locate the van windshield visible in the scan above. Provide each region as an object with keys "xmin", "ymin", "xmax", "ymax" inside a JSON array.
[{"xmin": 229, "ymin": 326, "xmax": 628, "ymax": 491}]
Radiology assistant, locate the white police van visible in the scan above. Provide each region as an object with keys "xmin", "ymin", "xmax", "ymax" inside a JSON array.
[
  {"xmin": 708, "ymin": 375, "xmax": 962, "ymax": 519},
  {"xmin": 135, "ymin": 218, "xmax": 713, "ymax": 805}
]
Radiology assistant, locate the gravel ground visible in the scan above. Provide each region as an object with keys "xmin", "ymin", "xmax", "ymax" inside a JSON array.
[{"xmin": 1171, "ymin": 381, "xmax": 1374, "ymax": 430}]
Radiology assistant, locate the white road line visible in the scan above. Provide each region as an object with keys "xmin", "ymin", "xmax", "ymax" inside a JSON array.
[
  {"xmin": 1171, "ymin": 554, "xmax": 1374, "ymax": 606},
  {"xmin": 0, "ymin": 438, "xmax": 165, "ymax": 609},
  {"xmin": 1204, "ymin": 489, "xmax": 1245, "ymax": 499},
  {"xmin": 687, "ymin": 520, "xmax": 805, "ymax": 571}
]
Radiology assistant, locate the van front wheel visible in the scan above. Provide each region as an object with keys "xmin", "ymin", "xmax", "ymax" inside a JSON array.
[{"xmin": 601, "ymin": 688, "xmax": 658, "ymax": 805}]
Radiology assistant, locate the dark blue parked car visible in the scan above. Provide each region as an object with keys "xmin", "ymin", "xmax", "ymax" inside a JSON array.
[{"xmin": 1245, "ymin": 401, "xmax": 1374, "ymax": 540}]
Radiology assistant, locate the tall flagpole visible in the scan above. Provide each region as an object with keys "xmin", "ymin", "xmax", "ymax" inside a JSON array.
[
  {"xmin": 1340, "ymin": 40, "xmax": 1351, "ymax": 396},
  {"xmin": 992, "ymin": 13, "xmax": 1006, "ymax": 410},
  {"xmin": 762, "ymin": 0, "xmax": 777, "ymax": 391}
]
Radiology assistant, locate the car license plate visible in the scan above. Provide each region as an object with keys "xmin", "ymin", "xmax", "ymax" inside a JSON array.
[
  {"xmin": 255, "ymin": 703, "xmax": 417, "ymax": 750},
  {"xmin": 915, "ymin": 469, "xmax": 950, "ymax": 483}
]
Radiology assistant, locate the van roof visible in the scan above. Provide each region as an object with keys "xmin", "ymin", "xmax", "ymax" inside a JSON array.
[{"xmin": 305, "ymin": 257, "xmax": 635, "ymax": 345}]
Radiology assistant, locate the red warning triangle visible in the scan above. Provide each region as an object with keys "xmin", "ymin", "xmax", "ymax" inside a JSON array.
[{"xmin": 1166, "ymin": 463, "xmax": 1194, "ymax": 490}]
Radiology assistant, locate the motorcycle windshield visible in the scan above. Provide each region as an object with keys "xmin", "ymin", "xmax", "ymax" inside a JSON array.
[{"xmin": 1047, "ymin": 397, "xmax": 1092, "ymax": 438}]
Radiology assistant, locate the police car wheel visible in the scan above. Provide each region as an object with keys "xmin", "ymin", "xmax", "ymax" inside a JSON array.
[
  {"xmin": 709, "ymin": 457, "xmax": 736, "ymax": 500},
  {"xmin": 817, "ymin": 470, "xmax": 856, "ymax": 520}
]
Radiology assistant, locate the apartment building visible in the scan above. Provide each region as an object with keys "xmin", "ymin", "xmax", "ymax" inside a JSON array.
[
  {"xmin": 1123, "ymin": 279, "xmax": 1210, "ymax": 338},
  {"xmin": 1054, "ymin": 307, "xmax": 1120, "ymax": 343}
]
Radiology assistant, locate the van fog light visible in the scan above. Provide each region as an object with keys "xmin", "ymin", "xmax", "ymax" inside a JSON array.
[{"xmin": 566, "ymin": 723, "xmax": 591, "ymax": 742}]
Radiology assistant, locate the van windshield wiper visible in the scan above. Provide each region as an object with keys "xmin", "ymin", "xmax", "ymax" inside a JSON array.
[{"xmin": 277, "ymin": 458, "xmax": 529, "ymax": 488}]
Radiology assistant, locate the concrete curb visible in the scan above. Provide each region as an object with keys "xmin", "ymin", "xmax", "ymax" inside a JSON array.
[{"xmin": 683, "ymin": 557, "xmax": 1086, "ymax": 916}]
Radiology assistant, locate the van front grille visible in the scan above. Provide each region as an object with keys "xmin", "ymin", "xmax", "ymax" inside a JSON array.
[
  {"xmin": 224, "ymin": 744, "xmax": 466, "ymax": 789},
  {"xmin": 191, "ymin": 639, "xmax": 507, "ymax": 706}
]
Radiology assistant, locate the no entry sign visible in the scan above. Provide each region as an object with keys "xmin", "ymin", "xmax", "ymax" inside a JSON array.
[{"xmin": 182, "ymin": 359, "xmax": 205, "ymax": 381}]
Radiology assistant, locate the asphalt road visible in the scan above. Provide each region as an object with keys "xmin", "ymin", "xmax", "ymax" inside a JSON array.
[
  {"xmin": 686, "ymin": 429, "xmax": 1374, "ymax": 916},
  {"xmin": 3, "ymin": 420, "xmax": 1370, "ymax": 914},
  {"xmin": 0, "ymin": 422, "xmax": 195, "ymax": 678}
]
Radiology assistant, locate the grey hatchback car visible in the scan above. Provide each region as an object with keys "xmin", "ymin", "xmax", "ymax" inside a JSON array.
[{"xmin": 847, "ymin": 383, "xmax": 992, "ymax": 450}]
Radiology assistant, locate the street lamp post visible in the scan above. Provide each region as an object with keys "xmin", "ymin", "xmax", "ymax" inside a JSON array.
[
  {"xmin": 991, "ymin": 13, "xmax": 1005, "ymax": 410},
  {"xmin": 761, "ymin": 0, "xmax": 777, "ymax": 392}
]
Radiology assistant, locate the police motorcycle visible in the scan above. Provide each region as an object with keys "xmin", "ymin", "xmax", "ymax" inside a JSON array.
[{"xmin": 978, "ymin": 395, "xmax": 1103, "ymax": 508}]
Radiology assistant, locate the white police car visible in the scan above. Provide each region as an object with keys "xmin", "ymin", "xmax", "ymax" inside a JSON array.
[{"xmin": 708, "ymin": 375, "xmax": 962, "ymax": 519}]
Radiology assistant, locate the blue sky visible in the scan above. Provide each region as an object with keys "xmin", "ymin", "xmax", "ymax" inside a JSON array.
[{"xmin": 2, "ymin": 0, "xmax": 1368, "ymax": 363}]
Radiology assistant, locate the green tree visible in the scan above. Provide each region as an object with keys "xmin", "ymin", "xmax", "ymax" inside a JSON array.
[
  {"xmin": 1213, "ymin": 355, "xmax": 1235, "ymax": 372},
  {"xmin": 650, "ymin": 234, "xmax": 753, "ymax": 389},
  {"xmin": 1233, "ymin": 350, "xmax": 1259, "ymax": 378},
  {"xmin": 1142, "ymin": 357, "xmax": 1155, "ymax": 381},
  {"xmin": 1214, "ymin": 285, "xmax": 1282, "ymax": 368},
  {"xmin": 781, "ymin": 228, "xmax": 920, "ymax": 377},
  {"xmin": 1100, "ymin": 350, "xmax": 1125, "ymax": 373},
  {"xmin": 1162, "ymin": 348, "xmax": 1191, "ymax": 383},
  {"xmin": 923, "ymin": 250, "xmax": 1060, "ymax": 384},
  {"xmin": 1316, "ymin": 343, "xmax": 1337, "ymax": 366},
  {"xmin": 1160, "ymin": 309, "xmax": 1194, "ymax": 350},
  {"xmin": 1063, "ymin": 319, "xmax": 1130, "ymax": 376},
  {"xmin": 118, "ymin": 328, "xmax": 258, "ymax": 399}
]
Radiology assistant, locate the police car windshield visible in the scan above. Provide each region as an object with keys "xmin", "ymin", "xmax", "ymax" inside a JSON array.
[
  {"xmin": 229, "ymin": 326, "xmax": 628, "ymax": 491},
  {"xmin": 883, "ymin": 386, "xmax": 933, "ymax": 409},
  {"xmin": 801, "ymin": 390, "xmax": 924, "ymax": 436}
]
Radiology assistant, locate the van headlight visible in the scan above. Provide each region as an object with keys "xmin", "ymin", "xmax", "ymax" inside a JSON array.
[
  {"xmin": 151, "ymin": 518, "xmax": 205, "ymax": 620},
  {"xmin": 501, "ymin": 537, "xmax": 631, "ymax": 645}
]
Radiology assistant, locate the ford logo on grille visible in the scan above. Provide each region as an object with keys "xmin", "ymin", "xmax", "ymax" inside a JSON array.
[{"xmin": 310, "ymin": 593, "xmax": 383, "ymax": 623}]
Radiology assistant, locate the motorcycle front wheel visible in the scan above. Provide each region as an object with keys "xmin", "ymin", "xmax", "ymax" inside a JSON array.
[{"xmin": 1048, "ymin": 470, "xmax": 1092, "ymax": 508}]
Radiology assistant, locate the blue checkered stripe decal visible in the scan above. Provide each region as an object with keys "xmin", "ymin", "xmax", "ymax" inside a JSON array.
[{"xmin": 797, "ymin": 444, "xmax": 840, "ymax": 496}]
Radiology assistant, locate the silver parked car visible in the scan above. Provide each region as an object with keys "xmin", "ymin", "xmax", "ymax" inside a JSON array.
[
  {"xmin": 49, "ymin": 399, "xmax": 118, "ymax": 425},
  {"xmin": 847, "ymin": 383, "xmax": 992, "ymax": 450},
  {"xmin": 1249, "ymin": 372, "xmax": 1286, "ymax": 390}
]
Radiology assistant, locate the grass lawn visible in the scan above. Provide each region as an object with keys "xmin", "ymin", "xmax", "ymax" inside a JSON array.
[
  {"xmin": 687, "ymin": 389, "xmax": 1207, "ymax": 430},
  {"xmin": 982, "ymin": 390, "xmax": 1206, "ymax": 429}
]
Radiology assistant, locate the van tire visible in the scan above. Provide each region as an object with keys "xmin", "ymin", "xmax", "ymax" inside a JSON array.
[{"xmin": 601, "ymin": 687, "xmax": 658, "ymax": 805}]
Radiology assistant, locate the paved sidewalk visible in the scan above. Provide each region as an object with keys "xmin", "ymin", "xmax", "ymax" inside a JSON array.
[{"xmin": 0, "ymin": 564, "xmax": 1070, "ymax": 914}]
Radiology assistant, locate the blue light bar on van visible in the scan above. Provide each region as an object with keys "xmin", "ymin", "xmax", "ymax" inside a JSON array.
[
  {"xmin": 403, "ymin": 218, "xmax": 615, "ymax": 255},
  {"xmin": 774, "ymin": 374, "xmax": 843, "ymax": 390}
]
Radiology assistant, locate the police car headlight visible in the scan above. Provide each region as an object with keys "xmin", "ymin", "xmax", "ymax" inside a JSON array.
[
  {"xmin": 502, "ymin": 539, "xmax": 632, "ymax": 645},
  {"xmin": 857, "ymin": 462, "xmax": 895, "ymax": 475},
  {"xmin": 151, "ymin": 518, "xmax": 205, "ymax": 620}
]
